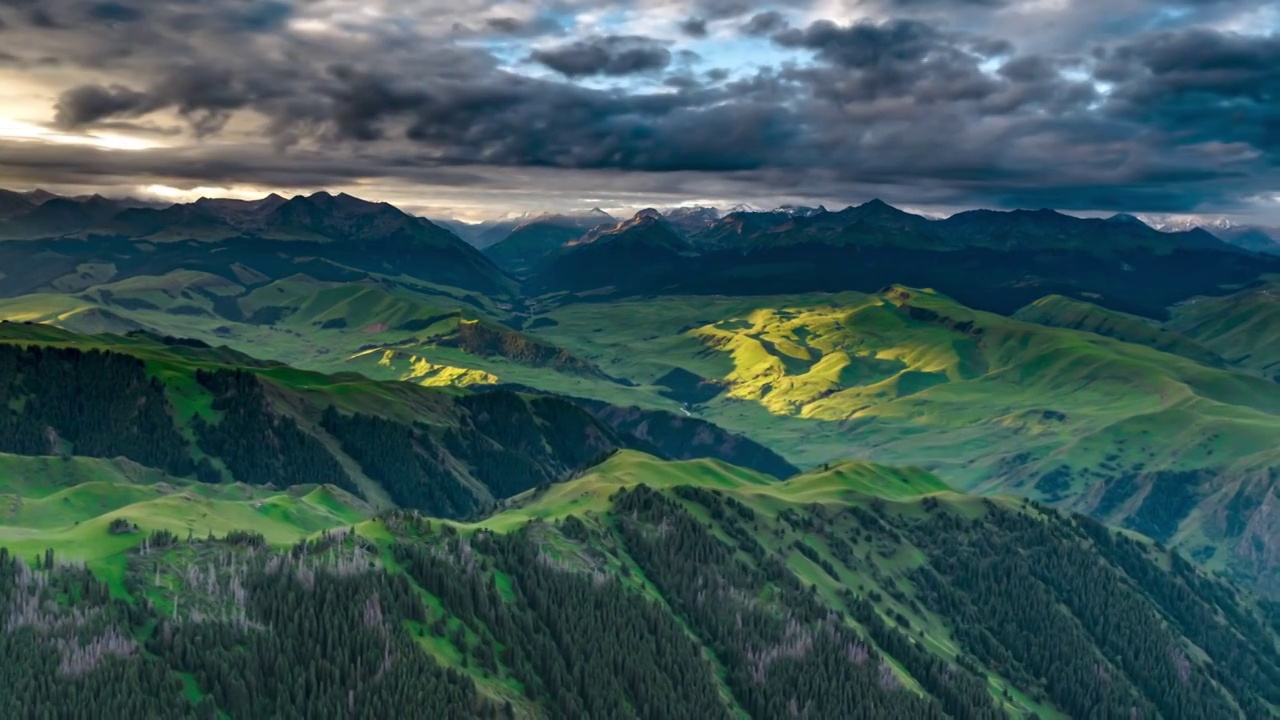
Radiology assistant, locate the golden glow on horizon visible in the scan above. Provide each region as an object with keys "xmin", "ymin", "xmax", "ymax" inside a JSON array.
[
  {"xmin": 141, "ymin": 184, "xmax": 276, "ymax": 202},
  {"xmin": 0, "ymin": 117, "xmax": 160, "ymax": 152}
]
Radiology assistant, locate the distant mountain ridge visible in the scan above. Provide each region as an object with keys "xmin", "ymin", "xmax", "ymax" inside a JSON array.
[
  {"xmin": 523, "ymin": 199, "xmax": 1267, "ymax": 316},
  {"xmin": 0, "ymin": 189, "xmax": 515, "ymax": 297},
  {"xmin": 0, "ymin": 190, "xmax": 459, "ymax": 246},
  {"xmin": 483, "ymin": 209, "xmax": 616, "ymax": 275},
  {"xmin": 2, "ymin": 188, "xmax": 1275, "ymax": 314},
  {"xmin": 1132, "ymin": 212, "xmax": 1280, "ymax": 255},
  {"xmin": 530, "ymin": 209, "xmax": 697, "ymax": 293}
]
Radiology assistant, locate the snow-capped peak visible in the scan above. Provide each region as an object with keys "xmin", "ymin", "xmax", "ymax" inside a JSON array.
[
  {"xmin": 1137, "ymin": 214, "xmax": 1236, "ymax": 233},
  {"xmin": 772, "ymin": 204, "xmax": 827, "ymax": 217}
]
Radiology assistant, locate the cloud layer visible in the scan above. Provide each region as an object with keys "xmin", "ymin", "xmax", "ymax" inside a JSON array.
[{"xmin": 0, "ymin": 0, "xmax": 1276, "ymax": 219}]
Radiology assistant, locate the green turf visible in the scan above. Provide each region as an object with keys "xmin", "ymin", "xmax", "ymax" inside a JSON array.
[
  {"xmin": 5, "ymin": 274, "xmax": 1280, "ymax": 590},
  {"xmin": 1166, "ymin": 278, "xmax": 1280, "ymax": 379},
  {"xmin": 1014, "ymin": 294, "xmax": 1223, "ymax": 367},
  {"xmin": 0, "ymin": 452, "xmax": 373, "ymax": 591}
]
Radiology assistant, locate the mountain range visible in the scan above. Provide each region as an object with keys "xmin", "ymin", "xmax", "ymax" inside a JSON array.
[
  {"xmin": 5, "ymin": 186, "xmax": 1280, "ymax": 716},
  {"xmin": 1136, "ymin": 213, "xmax": 1280, "ymax": 254}
]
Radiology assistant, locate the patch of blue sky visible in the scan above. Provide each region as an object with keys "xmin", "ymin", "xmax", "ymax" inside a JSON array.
[{"xmin": 685, "ymin": 36, "xmax": 806, "ymax": 80}]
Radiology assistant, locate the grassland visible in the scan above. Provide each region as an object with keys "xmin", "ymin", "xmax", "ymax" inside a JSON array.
[
  {"xmin": 5, "ymin": 271, "xmax": 1280, "ymax": 590},
  {"xmin": 0, "ymin": 452, "xmax": 371, "ymax": 596},
  {"xmin": 1014, "ymin": 293, "xmax": 1224, "ymax": 367},
  {"xmin": 0, "ymin": 271, "xmax": 658, "ymax": 406},
  {"xmin": 1167, "ymin": 277, "xmax": 1280, "ymax": 380},
  {"xmin": 519, "ymin": 287, "xmax": 1280, "ymax": 588},
  {"xmin": 477, "ymin": 450, "xmax": 955, "ymax": 532}
]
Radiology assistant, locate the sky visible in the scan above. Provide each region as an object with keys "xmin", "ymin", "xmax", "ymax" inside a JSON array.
[{"xmin": 0, "ymin": 0, "xmax": 1276, "ymax": 222}]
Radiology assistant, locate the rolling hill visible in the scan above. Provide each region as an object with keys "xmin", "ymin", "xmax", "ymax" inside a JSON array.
[
  {"xmin": 0, "ymin": 321, "xmax": 793, "ymax": 508},
  {"xmin": 1167, "ymin": 278, "xmax": 1280, "ymax": 381},
  {"xmin": 25, "ymin": 261, "xmax": 1271, "ymax": 591},
  {"xmin": 525, "ymin": 287, "xmax": 1280, "ymax": 592},
  {"xmin": 3, "ymin": 189, "xmax": 1280, "ymax": 595},
  {"xmin": 6, "ymin": 186, "xmax": 1280, "ymax": 716},
  {"xmin": 1013, "ymin": 294, "xmax": 1226, "ymax": 367}
]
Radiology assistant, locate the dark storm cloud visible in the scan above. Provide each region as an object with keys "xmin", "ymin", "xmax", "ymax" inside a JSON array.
[
  {"xmin": 1098, "ymin": 29, "xmax": 1280, "ymax": 151},
  {"xmin": 531, "ymin": 35, "xmax": 672, "ymax": 77},
  {"xmin": 0, "ymin": 138, "xmax": 496, "ymax": 188},
  {"xmin": 87, "ymin": 2, "xmax": 144, "ymax": 23},
  {"xmin": 28, "ymin": 8, "xmax": 62, "ymax": 28},
  {"xmin": 483, "ymin": 15, "xmax": 565, "ymax": 37},
  {"xmin": 0, "ymin": 0, "xmax": 1277, "ymax": 219},
  {"xmin": 55, "ymin": 84, "xmax": 159, "ymax": 126},
  {"xmin": 57, "ymin": 65, "xmax": 288, "ymax": 136},
  {"xmin": 772, "ymin": 18, "xmax": 1009, "ymax": 105},
  {"xmin": 773, "ymin": 18, "xmax": 946, "ymax": 69},
  {"xmin": 741, "ymin": 11, "xmax": 788, "ymax": 36},
  {"xmin": 679, "ymin": 17, "xmax": 709, "ymax": 38},
  {"xmin": 228, "ymin": 0, "xmax": 293, "ymax": 32},
  {"xmin": 696, "ymin": 0, "xmax": 754, "ymax": 20},
  {"xmin": 997, "ymin": 55, "xmax": 1061, "ymax": 83},
  {"xmin": 876, "ymin": 0, "xmax": 1007, "ymax": 7}
]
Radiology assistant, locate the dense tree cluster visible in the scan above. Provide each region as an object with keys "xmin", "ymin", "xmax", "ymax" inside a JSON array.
[
  {"xmin": 0, "ymin": 344, "xmax": 193, "ymax": 475},
  {"xmin": 1, "ymin": 541, "xmax": 486, "ymax": 719},
  {"xmin": 156, "ymin": 554, "xmax": 483, "ymax": 719},
  {"xmin": 397, "ymin": 527, "xmax": 729, "ymax": 718},
  {"xmin": 190, "ymin": 369, "xmax": 358, "ymax": 495},
  {"xmin": 613, "ymin": 485, "xmax": 960, "ymax": 719},
  {"xmin": 442, "ymin": 320, "xmax": 600, "ymax": 375},
  {"xmin": 6, "ymin": 472, "xmax": 1280, "ymax": 718},
  {"xmin": 323, "ymin": 392, "xmax": 621, "ymax": 516},
  {"xmin": 449, "ymin": 392, "xmax": 619, "ymax": 498},
  {"xmin": 320, "ymin": 406, "xmax": 475, "ymax": 517},
  {"xmin": 0, "ymin": 548, "xmax": 192, "ymax": 718},
  {"xmin": 903, "ymin": 501, "xmax": 1271, "ymax": 718}
]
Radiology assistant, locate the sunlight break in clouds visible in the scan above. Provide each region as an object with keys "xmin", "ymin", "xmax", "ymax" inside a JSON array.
[
  {"xmin": 0, "ymin": 0, "xmax": 1274, "ymax": 221},
  {"xmin": 0, "ymin": 118, "xmax": 160, "ymax": 152}
]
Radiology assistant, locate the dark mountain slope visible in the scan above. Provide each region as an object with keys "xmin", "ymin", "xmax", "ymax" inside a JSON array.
[
  {"xmin": 1, "ymin": 196, "xmax": 124, "ymax": 239},
  {"xmin": 939, "ymin": 207, "xmax": 1225, "ymax": 253},
  {"xmin": 484, "ymin": 213, "xmax": 611, "ymax": 277},
  {"xmin": 533, "ymin": 217, "xmax": 1275, "ymax": 319},
  {"xmin": 0, "ymin": 322, "xmax": 794, "ymax": 516},
  {"xmin": 528, "ymin": 210, "xmax": 696, "ymax": 295},
  {"xmin": 0, "ymin": 190, "xmax": 34, "ymax": 220},
  {"xmin": 528, "ymin": 201, "xmax": 1274, "ymax": 317},
  {"xmin": 473, "ymin": 383, "xmax": 799, "ymax": 479},
  {"xmin": 0, "ymin": 191, "xmax": 515, "ymax": 297}
]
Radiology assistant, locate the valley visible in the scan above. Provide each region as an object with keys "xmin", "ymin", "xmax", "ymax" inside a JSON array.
[{"xmin": 3, "ymin": 189, "xmax": 1280, "ymax": 716}]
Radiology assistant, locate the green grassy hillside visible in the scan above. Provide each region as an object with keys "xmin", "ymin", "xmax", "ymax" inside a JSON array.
[
  {"xmin": 6, "ymin": 272, "xmax": 1280, "ymax": 593},
  {"xmin": 0, "ymin": 452, "xmax": 371, "ymax": 596},
  {"xmin": 0, "ymin": 271, "xmax": 639, "ymax": 402},
  {"xmin": 526, "ymin": 288, "xmax": 1280, "ymax": 592},
  {"xmin": 1014, "ymin": 294, "xmax": 1224, "ymax": 367},
  {"xmin": 0, "ymin": 321, "xmax": 636, "ymax": 519},
  {"xmin": 6, "ymin": 451, "xmax": 1278, "ymax": 717},
  {"xmin": 1167, "ymin": 279, "xmax": 1280, "ymax": 381},
  {"xmin": 0, "ymin": 321, "xmax": 795, "ymax": 524}
]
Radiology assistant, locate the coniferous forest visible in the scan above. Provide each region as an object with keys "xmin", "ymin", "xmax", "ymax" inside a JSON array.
[
  {"xmin": 6, "ymin": 477, "xmax": 1280, "ymax": 718},
  {"xmin": 2, "ymin": 307, "xmax": 1280, "ymax": 717}
]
